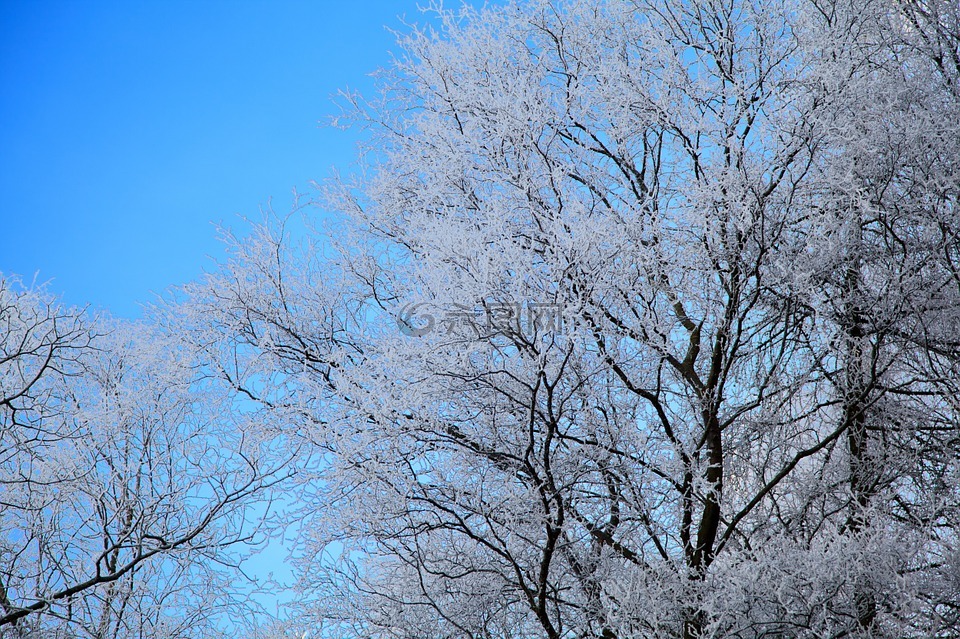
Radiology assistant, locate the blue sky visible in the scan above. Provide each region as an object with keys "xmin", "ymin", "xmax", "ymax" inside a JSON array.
[
  {"xmin": 1, "ymin": 0, "xmax": 435, "ymax": 317},
  {"xmin": 0, "ymin": 0, "xmax": 471, "ymax": 616}
]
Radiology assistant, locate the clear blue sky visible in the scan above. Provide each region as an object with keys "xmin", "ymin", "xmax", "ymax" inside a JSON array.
[{"xmin": 1, "ymin": 0, "xmax": 433, "ymax": 317}]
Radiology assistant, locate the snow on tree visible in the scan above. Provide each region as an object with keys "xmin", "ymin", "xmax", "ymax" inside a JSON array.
[
  {"xmin": 169, "ymin": 0, "xmax": 960, "ymax": 637},
  {"xmin": 4, "ymin": 0, "xmax": 954, "ymax": 637},
  {"xmin": 0, "ymin": 276, "xmax": 289, "ymax": 638}
]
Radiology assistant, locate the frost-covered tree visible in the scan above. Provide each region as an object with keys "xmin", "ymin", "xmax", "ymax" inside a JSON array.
[
  {"xmin": 1, "ymin": 276, "xmax": 288, "ymax": 638},
  {"xmin": 169, "ymin": 0, "xmax": 960, "ymax": 637}
]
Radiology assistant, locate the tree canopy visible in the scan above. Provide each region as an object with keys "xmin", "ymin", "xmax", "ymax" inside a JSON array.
[{"xmin": 3, "ymin": 0, "xmax": 959, "ymax": 637}]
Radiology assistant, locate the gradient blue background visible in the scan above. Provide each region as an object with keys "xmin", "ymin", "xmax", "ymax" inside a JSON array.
[{"xmin": 1, "ymin": 0, "xmax": 432, "ymax": 317}]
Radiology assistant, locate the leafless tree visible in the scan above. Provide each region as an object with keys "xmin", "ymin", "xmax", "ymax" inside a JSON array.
[{"xmin": 1, "ymin": 277, "xmax": 291, "ymax": 638}]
